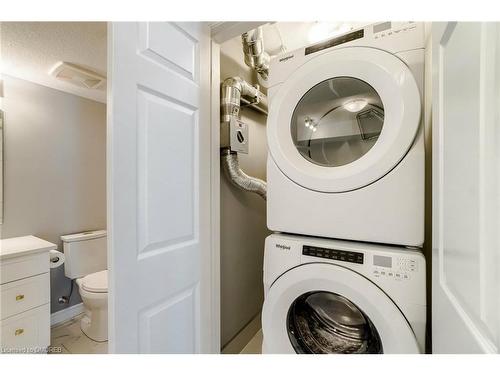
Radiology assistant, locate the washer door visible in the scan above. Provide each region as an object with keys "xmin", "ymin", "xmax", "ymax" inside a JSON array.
[
  {"xmin": 267, "ymin": 47, "xmax": 421, "ymax": 192},
  {"xmin": 262, "ymin": 263, "xmax": 420, "ymax": 354}
]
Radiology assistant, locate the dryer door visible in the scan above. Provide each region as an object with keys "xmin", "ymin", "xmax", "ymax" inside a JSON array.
[
  {"xmin": 267, "ymin": 47, "xmax": 421, "ymax": 192},
  {"xmin": 262, "ymin": 263, "xmax": 420, "ymax": 353}
]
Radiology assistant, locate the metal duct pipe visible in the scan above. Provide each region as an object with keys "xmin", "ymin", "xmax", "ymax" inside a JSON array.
[
  {"xmin": 242, "ymin": 27, "xmax": 270, "ymax": 81},
  {"xmin": 220, "ymin": 76, "xmax": 267, "ymax": 123},
  {"xmin": 221, "ymin": 149, "xmax": 267, "ymax": 200},
  {"xmin": 220, "ymin": 76, "xmax": 267, "ymax": 200},
  {"xmin": 241, "ymin": 97, "xmax": 268, "ymax": 116}
]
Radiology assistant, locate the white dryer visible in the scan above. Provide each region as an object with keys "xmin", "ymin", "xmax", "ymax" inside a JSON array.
[
  {"xmin": 262, "ymin": 233, "xmax": 426, "ymax": 354},
  {"xmin": 267, "ymin": 22, "xmax": 425, "ymax": 247}
]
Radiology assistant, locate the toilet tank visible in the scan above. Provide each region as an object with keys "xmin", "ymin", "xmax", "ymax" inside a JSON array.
[{"xmin": 61, "ymin": 230, "xmax": 107, "ymax": 279}]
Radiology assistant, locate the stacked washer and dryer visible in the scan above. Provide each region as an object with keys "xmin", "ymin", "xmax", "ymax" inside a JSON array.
[{"xmin": 262, "ymin": 22, "xmax": 427, "ymax": 354}]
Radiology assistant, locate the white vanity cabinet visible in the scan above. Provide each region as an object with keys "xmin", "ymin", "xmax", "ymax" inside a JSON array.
[{"xmin": 0, "ymin": 236, "xmax": 55, "ymax": 354}]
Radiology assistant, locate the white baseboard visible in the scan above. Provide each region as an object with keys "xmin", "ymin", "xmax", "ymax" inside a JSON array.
[{"xmin": 51, "ymin": 303, "xmax": 85, "ymax": 327}]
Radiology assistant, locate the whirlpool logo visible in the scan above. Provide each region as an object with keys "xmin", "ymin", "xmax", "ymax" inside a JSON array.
[
  {"xmin": 275, "ymin": 244, "xmax": 291, "ymax": 251},
  {"xmin": 279, "ymin": 54, "xmax": 294, "ymax": 63}
]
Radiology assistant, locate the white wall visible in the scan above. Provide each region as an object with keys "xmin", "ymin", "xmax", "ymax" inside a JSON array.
[
  {"xmin": 0, "ymin": 76, "xmax": 107, "ymax": 314},
  {"xmin": 219, "ymin": 37, "xmax": 270, "ymax": 349}
]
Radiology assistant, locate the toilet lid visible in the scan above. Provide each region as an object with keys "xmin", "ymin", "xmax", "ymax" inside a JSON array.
[{"xmin": 81, "ymin": 270, "xmax": 108, "ymax": 293}]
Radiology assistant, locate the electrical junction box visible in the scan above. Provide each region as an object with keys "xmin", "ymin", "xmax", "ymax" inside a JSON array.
[{"xmin": 230, "ymin": 117, "xmax": 249, "ymax": 154}]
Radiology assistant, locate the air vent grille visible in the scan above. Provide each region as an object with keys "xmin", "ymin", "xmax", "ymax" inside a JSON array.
[{"xmin": 49, "ymin": 62, "xmax": 106, "ymax": 89}]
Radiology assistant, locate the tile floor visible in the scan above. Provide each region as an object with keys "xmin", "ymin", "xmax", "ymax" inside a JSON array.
[
  {"xmin": 240, "ymin": 330, "xmax": 263, "ymax": 354},
  {"xmin": 50, "ymin": 313, "xmax": 259, "ymax": 354},
  {"xmin": 49, "ymin": 313, "xmax": 108, "ymax": 354}
]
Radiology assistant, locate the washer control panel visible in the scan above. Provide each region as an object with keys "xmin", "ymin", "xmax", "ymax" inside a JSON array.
[
  {"xmin": 302, "ymin": 245, "xmax": 364, "ymax": 264},
  {"xmin": 371, "ymin": 254, "xmax": 418, "ymax": 281},
  {"xmin": 298, "ymin": 240, "xmax": 422, "ymax": 283}
]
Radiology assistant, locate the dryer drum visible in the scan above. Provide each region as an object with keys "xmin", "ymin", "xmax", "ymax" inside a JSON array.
[
  {"xmin": 291, "ymin": 77, "xmax": 385, "ymax": 168},
  {"xmin": 287, "ymin": 291, "xmax": 383, "ymax": 354}
]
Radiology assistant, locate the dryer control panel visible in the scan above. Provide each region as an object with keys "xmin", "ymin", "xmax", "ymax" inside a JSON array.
[{"xmin": 372, "ymin": 21, "xmax": 419, "ymax": 40}]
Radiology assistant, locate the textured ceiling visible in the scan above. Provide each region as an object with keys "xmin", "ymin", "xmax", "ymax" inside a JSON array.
[
  {"xmin": 0, "ymin": 22, "xmax": 368, "ymax": 104},
  {"xmin": 1, "ymin": 22, "xmax": 107, "ymax": 103}
]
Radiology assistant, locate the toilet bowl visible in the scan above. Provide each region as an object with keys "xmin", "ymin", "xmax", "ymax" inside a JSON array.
[
  {"xmin": 61, "ymin": 230, "xmax": 108, "ymax": 342},
  {"xmin": 75, "ymin": 270, "xmax": 108, "ymax": 342}
]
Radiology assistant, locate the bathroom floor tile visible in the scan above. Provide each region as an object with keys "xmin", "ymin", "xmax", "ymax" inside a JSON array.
[
  {"xmin": 61, "ymin": 333, "xmax": 108, "ymax": 354},
  {"xmin": 50, "ymin": 313, "xmax": 108, "ymax": 354}
]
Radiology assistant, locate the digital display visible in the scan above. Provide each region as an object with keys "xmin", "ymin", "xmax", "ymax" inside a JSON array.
[
  {"xmin": 303, "ymin": 245, "xmax": 364, "ymax": 264},
  {"xmin": 373, "ymin": 22, "xmax": 392, "ymax": 34},
  {"xmin": 373, "ymin": 255, "xmax": 392, "ymax": 268},
  {"xmin": 305, "ymin": 29, "xmax": 364, "ymax": 56}
]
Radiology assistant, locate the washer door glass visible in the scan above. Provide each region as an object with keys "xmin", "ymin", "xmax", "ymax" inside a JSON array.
[
  {"xmin": 291, "ymin": 77, "xmax": 384, "ymax": 167},
  {"xmin": 287, "ymin": 291, "xmax": 383, "ymax": 354}
]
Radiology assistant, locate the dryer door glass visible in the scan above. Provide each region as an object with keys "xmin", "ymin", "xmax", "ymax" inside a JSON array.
[
  {"xmin": 287, "ymin": 291, "xmax": 383, "ymax": 354},
  {"xmin": 291, "ymin": 77, "xmax": 384, "ymax": 167}
]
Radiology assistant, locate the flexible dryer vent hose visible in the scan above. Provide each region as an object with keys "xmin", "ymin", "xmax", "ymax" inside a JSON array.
[{"xmin": 221, "ymin": 151, "xmax": 267, "ymax": 201}]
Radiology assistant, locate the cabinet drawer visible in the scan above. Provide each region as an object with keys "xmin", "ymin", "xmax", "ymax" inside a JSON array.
[
  {"xmin": 1, "ymin": 273, "xmax": 50, "ymax": 320},
  {"xmin": 0, "ymin": 304, "xmax": 50, "ymax": 353},
  {"xmin": 1, "ymin": 252, "xmax": 49, "ymax": 284}
]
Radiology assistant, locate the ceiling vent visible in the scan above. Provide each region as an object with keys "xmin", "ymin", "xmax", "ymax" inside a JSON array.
[{"xmin": 49, "ymin": 62, "xmax": 106, "ymax": 89}]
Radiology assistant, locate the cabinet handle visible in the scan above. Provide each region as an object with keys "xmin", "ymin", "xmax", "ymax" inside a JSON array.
[
  {"xmin": 15, "ymin": 328, "xmax": 24, "ymax": 336},
  {"xmin": 15, "ymin": 294, "xmax": 25, "ymax": 301}
]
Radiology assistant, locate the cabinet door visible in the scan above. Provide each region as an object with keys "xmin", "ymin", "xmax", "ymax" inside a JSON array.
[
  {"xmin": 0, "ymin": 273, "xmax": 50, "ymax": 319},
  {"xmin": 0, "ymin": 304, "xmax": 50, "ymax": 353}
]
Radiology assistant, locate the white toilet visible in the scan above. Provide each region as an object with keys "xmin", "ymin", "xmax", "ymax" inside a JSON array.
[{"xmin": 61, "ymin": 230, "xmax": 108, "ymax": 342}]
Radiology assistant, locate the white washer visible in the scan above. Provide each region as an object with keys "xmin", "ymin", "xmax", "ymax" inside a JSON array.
[
  {"xmin": 262, "ymin": 233, "xmax": 426, "ymax": 354},
  {"xmin": 267, "ymin": 22, "xmax": 425, "ymax": 247}
]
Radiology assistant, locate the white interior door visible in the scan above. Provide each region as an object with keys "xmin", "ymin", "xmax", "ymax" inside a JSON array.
[
  {"xmin": 107, "ymin": 22, "xmax": 215, "ymax": 353},
  {"xmin": 432, "ymin": 22, "xmax": 500, "ymax": 353}
]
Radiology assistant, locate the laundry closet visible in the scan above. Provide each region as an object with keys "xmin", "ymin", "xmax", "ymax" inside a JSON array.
[{"xmin": 217, "ymin": 22, "xmax": 432, "ymax": 354}]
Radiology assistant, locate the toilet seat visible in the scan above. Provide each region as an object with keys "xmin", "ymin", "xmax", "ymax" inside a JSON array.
[{"xmin": 80, "ymin": 270, "xmax": 108, "ymax": 293}]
